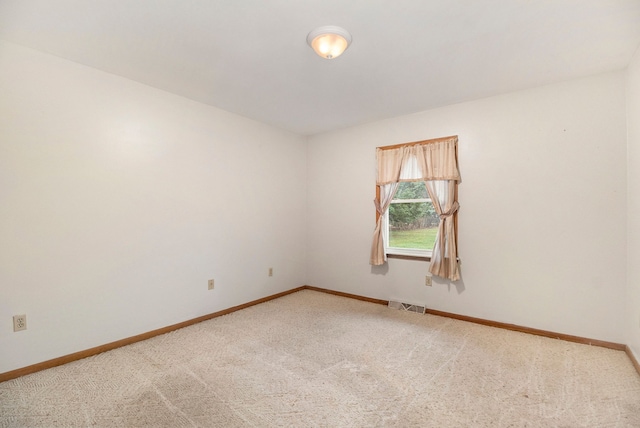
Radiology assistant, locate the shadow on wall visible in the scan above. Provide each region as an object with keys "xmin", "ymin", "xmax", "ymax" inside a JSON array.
[
  {"xmin": 435, "ymin": 267, "xmax": 466, "ymax": 294},
  {"xmin": 370, "ymin": 264, "xmax": 389, "ymax": 275},
  {"xmin": 449, "ymin": 276, "xmax": 466, "ymax": 294}
]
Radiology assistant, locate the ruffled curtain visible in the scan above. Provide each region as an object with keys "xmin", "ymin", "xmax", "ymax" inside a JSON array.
[{"xmin": 370, "ymin": 136, "xmax": 461, "ymax": 281}]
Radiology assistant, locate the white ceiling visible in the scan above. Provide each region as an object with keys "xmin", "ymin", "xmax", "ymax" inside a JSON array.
[{"xmin": 1, "ymin": 0, "xmax": 640, "ymax": 136}]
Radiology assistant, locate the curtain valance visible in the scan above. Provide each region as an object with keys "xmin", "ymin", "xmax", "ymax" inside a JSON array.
[{"xmin": 376, "ymin": 136, "xmax": 460, "ymax": 185}]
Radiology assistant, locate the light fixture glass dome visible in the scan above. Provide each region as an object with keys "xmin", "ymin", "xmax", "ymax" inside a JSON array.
[{"xmin": 307, "ymin": 26, "xmax": 352, "ymax": 59}]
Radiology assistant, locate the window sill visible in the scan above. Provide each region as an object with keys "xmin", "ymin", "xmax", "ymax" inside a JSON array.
[{"xmin": 387, "ymin": 254, "xmax": 431, "ymax": 262}]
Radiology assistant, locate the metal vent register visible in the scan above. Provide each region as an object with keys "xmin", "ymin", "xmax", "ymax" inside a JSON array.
[{"xmin": 387, "ymin": 300, "xmax": 426, "ymax": 314}]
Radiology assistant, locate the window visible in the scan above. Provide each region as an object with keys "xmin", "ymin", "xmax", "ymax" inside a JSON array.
[
  {"xmin": 370, "ymin": 135, "xmax": 461, "ymax": 280},
  {"xmin": 384, "ymin": 181, "xmax": 439, "ymax": 258}
]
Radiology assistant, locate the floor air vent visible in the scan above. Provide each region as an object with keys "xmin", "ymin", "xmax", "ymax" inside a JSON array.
[{"xmin": 388, "ymin": 300, "xmax": 426, "ymax": 314}]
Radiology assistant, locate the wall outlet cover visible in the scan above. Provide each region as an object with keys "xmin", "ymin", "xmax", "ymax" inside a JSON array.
[{"xmin": 13, "ymin": 314, "xmax": 27, "ymax": 332}]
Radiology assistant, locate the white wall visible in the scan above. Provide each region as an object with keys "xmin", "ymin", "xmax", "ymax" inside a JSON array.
[
  {"xmin": 0, "ymin": 41, "xmax": 307, "ymax": 374},
  {"xmin": 627, "ymin": 46, "xmax": 640, "ymax": 360},
  {"xmin": 1, "ymin": 37, "xmax": 634, "ymax": 376},
  {"xmin": 307, "ymin": 72, "xmax": 628, "ymax": 343}
]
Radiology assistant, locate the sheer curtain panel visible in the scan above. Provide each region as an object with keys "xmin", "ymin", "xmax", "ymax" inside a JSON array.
[
  {"xmin": 369, "ymin": 146, "xmax": 409, "ymax": 265},
  {"xmin": 424, "ymin": 180, "xmax": 460, "ymax": 280},
  {"xmin": 369, "ymin": 182, "xmax": 400, "ymax": 265}
]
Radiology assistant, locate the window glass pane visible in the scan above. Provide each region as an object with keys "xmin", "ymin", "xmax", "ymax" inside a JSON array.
[
  {"xmin": 393, "ymin": 181, "xmax": 428, "ymax": 199},
  {"xmin": 388, "ymin": 200, "xmax": 438, "ymax": 250}
]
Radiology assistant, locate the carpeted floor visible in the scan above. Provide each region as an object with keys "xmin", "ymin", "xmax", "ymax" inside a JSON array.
[{"xmin": 1, "ymin": 289, "xmax": 639, "ymax": 427}]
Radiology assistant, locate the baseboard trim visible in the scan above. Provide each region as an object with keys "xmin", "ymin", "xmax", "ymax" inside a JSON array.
[
  {"xmin": 424, "ymin": 308, "xmax": 626, "ymax": 351},
  {"xmin": 2, "ymin": 285, "xmax": 637, "ymax": 382},
  {"xmin": 302, "ymin": 285, "xmax": 388, "ymax": 305},
  {"xmin": 0, "ymin": 286, "xmax": 306, "ymax": 383},
  {"xmin": 626, "ymin": 346, "xmax": 640, "ymax": 376}
]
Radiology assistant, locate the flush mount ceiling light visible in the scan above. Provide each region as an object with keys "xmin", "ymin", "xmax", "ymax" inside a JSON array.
[{"xmin": 306, "ymin": 25, "xmax": 352, "ymax": 59}]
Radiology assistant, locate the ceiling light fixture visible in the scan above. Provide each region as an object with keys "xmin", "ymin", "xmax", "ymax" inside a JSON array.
[{"xmin": 306, "ymin": 26, "xmax": 352, "ymax": 59}]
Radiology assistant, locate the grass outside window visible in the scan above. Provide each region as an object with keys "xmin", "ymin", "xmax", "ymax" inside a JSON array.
[{"xmin": 388, "ymin": 227, "xmax": 438, "ymax": 250}]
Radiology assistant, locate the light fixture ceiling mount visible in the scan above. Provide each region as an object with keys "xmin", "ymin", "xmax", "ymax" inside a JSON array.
[{"xmin": 306, "ymin": 25, "xmax": 352, "ymax": 59}]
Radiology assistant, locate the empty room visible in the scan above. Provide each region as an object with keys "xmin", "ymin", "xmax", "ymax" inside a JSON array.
[{"xmin": 1, "ymin": 1, "xmax": 640, "ymax": 426}]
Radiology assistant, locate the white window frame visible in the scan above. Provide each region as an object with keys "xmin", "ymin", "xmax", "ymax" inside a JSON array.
[{"xmin": 383, "ymin": 192, "xmax": 434, "ymax": 259}]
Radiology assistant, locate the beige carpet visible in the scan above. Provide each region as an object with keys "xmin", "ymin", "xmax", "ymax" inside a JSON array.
[{"xmin": 1, "ymin": 290, "xmax": 639, "ymax": 427}]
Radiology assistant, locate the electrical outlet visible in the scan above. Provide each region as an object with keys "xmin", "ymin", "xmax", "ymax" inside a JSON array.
[
  {"xmin": 208, "ymin": 279, "xmax": 214, "ymax": 290},
  {"xmin": 425, "ymin": 275, "xmax": 432, "ymax": 286},
  {"xmin": 13, "ymin": 315, "xmax": 27, "ymax": 332},
  {"xmin": 268, "ymin": 268, "xmax": 273, "ymax": 277}
]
